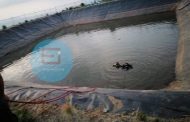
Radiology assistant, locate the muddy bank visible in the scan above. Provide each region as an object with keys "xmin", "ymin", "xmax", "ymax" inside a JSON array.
[{"xmin": 175, "ymin": 0, "xmax": 190, "ymax": 89}]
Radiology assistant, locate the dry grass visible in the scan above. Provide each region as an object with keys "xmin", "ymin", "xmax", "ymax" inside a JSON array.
[{"xmin": 10, "ymin": 103, "xmax": 190, "ymax": 122}]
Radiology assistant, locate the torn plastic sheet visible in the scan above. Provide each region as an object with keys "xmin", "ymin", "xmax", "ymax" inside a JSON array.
[{"xmin": 5, "ymin": 86, "xmax": 190, "ymax": 117}]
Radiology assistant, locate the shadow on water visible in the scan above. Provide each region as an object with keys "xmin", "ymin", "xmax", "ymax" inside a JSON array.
[{"xmin": 53, "ymin": 12, "xmax": 176, "ymax": 38}]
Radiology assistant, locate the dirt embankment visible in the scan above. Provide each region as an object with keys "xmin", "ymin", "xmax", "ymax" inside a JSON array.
[{"xmin": 174, "ymin": 0, "xmax": 190, "ymax": 89}]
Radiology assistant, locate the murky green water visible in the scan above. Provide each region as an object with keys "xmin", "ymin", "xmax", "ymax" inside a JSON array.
[{"xmin": 1, "ymin": 19, "xmax": 178, "ymax": 89}]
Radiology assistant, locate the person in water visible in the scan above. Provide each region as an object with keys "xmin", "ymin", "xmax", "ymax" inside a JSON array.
[
  {"xmin": 113, "ymin": 62, "xmax": 133, "ymax": 70},
  {"xmin": 0, "ymin": 74, "xmax": 18, "ymax": 122},
  {"xmin": 115, "ymin": 62, "xmax": 121, "ymax": 68},
  {"xmin": 123, "ymin": 63, "xmax": 133, "ymax": 69}
]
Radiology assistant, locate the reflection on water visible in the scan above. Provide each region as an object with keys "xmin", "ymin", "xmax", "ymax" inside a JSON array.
[{"xmin": 1, "ymin": 20, "xmax": 178, "ymax": 89}]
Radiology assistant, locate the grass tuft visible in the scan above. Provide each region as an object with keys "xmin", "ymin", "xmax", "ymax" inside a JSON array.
[{"xmin": 136, "ymin": 112, "xmax": 147, "ymax": 121}]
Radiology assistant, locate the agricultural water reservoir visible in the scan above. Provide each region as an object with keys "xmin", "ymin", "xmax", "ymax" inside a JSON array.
[{"xmin": 1, "ymin": 19, "xmax": 178, "ymax": 89}]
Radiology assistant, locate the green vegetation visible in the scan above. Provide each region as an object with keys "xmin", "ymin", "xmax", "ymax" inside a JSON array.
[
  {"xmin": 153, "ymin": 118, "xmax": 160, "ymax": 122},
  {"xmin": 2, "ymin": 25, "xmax": 7, "ymax": 30},
  {"xmin": 100, "ymin": 0, "xmax": 114, "ymax": 2},
  {"xmin": 65, "ymin": 0, "xmax": 115, "ymax": 12},
  {"xmin": 80, "ymin": 3, "xmax": 85, "ymax": 7},
  {"xmin": 66, "ymin": 3, "xmax": 86, "ymax": 11},
  {"xmin": 136, "ymin": 112, "xmax": 147, "ymax": 121},
  {"xmin": 13, "ymin": 108, "xmax": 34, "ymax": 122},
  {"xmin": 25, "ymin": 20, "xmax": 28, "ymax": 23}
]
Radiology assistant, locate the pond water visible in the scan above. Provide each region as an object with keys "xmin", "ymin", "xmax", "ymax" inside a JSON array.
[{"xmin": 1, "ymin": 19, "xmax": 178, "ymax": 89}]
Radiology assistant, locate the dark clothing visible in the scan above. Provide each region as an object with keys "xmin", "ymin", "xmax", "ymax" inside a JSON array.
[
  {"xmin": 0, "ymin": 74, "xmax": 18, "ymax": 122},
  {"xmin": 0, "ymin": 75, "xmax": 4, "ymax": 97},
  {"xmin": 113, "ymin": 62, "xmax": 133, "ymax": 70},
  {"xmin": 0, "ymin": 99, "xmax": 18, "ymax": 122}
]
